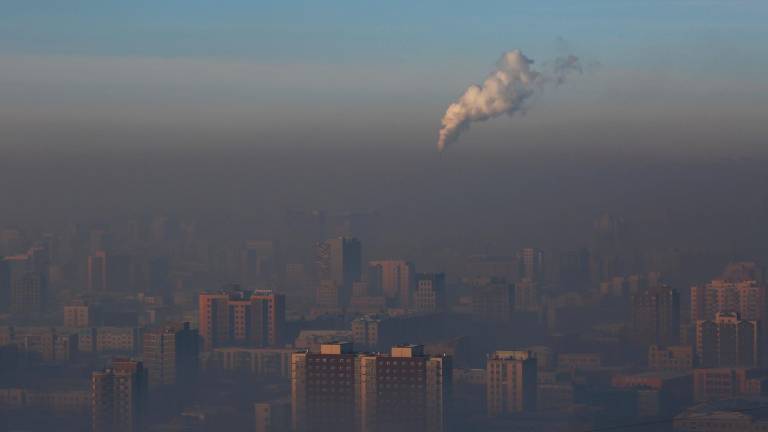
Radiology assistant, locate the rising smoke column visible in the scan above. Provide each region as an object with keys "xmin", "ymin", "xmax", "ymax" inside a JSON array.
[{"xmin": 436, "ymin": 50, "xmax": 581, "ymax": 151}]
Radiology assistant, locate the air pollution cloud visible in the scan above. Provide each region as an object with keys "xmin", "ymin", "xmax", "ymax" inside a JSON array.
[{"xmin": 437, "ymin": 50, "xmax": 581, "ymax": 151}]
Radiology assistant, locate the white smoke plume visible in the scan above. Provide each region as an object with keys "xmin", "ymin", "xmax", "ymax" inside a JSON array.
[{"xmin": 437, "ymin": 50, "xmax": 581, "ymax": 152}]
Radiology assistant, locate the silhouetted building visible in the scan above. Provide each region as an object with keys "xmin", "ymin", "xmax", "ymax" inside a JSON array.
[
  {"xmin": 87, "ymin": 251, "xmax": 135, "ymax": 293},
  {"xmin": 557, "ymin": 248, "xmax": 591, "ymax": 292},
  {"xmin": 471, "ymin": 279, "xmax": 514, "ymax": 321},
  {"xmin": 91, "ymin": 358, "xmax": 148, "ymax": 432},
  {"xmin": 630, "ymin": 284, "xmax": 680, "ymax": 347}
]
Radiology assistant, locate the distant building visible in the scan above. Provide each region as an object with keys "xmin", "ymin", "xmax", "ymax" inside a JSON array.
[
  {"xmin": 198, "ymin": 288, "xmax": 285, "ymax": 351},
  {"xmin": 691, "ymin": 279, "xmax": 766, "ymax": 323},
  {"xmin": 514, "ymin": 278, "xmax": 538, "ymax": 311},
  {"xmin": 367, "ymin": 260, "xmax": 414, "ymax": 307},
  {"xmin": 518, "ymin": 248, "xmax": 545, "ymax": 282},
  {"xmin": 87, "ymin": 251, "xmax": 135, "ymax": 293},
  {"xmin": 2, "ymin": 250, "xmax": 47, "ymax": 313},
  {"xmin": 630, "ymin": 284, "xmax": 680, "ymax": 347},
  {"xmin": 611, "ymin": 371, "xmax": 693, "ymax": 416},
  {"xmin": 696, "ymin": 312, "xmax": 760, "ymax": 368},
  {"xmin": 294, "ymin": 330, "xmax": 354, "ymax": 352},
  {"xmin": 291, "ymin": 342, "xmax": 451, "ymax": 432},
  {"xmin": 351, "ymin": 316, "xmax": 383, "ymax": 351},
  {"xmin": 648, "ymin": 345, "xmax": 693, "ymax": 371},
  {"xmin": 315, "ymin": 279, "xmax": 342, "ymax": 310},
  {"xmin": 64, "ymin": 302, "xmax": 100, "ymax": 328},
  {"xmin": 94, "ymin": 327, "xmax": 142, "ymax": 354},
  {"xmin": 87, "ymin": 251, "xmax": 108, "ymax": 292},
  {"xmin": 254, "ymin": 399, "xmax": 291, "ymax": 432},
  {"xmin": 91, "ymin": 358, "xmax": 148, "ymax": 432},
  {"xmin": 486, "ymin": 350, "xmax": 538, "ymax": 416},
  {"xmin": 315, "ymin": 237, "xmax": 362, "ymax": 307},
  {"xmin": 693, "ymin": 368, "xmax": 768, "ymax": 402},
  {"xmin": 471, "ymin": 279, "xmax": 514, "ymax": 321},
  {"xmin": 4, "ymin": 327, "xmax": 78, "ymax": 361},
  {"xmin": 0, "ymin": 387, "xmax": 90, "ymax": 416},
  {"xmin": 240, "ymin": 240, "xmax": 280, "ymax": 289},
  {"xmin": 142, "ymin": 322, "xmax": 199, "ymax": 387},
  {"xmin": 206, "ymin": 347, "xmax": 294, "ymax": 378},
  {"xmin": 414, "ymin": 273, "xmax": 446, "ymax": 313},
  {"xmin": 557, "ymin": 353, "xmax": 602, "ymax": 370},
  {"xmin": 11, "ymin": 271, "xmax": 46, "ymax": 315}
]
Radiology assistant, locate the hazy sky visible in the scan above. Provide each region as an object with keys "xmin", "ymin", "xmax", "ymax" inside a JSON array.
[{"xmin": 2, "ymin": 0, "xmax": 768, "ymax": 152}]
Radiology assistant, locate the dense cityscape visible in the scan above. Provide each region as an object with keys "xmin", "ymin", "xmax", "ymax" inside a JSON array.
[{"xmin": 1, "ymin": 210, "xmax": 768, "ymax": 431}]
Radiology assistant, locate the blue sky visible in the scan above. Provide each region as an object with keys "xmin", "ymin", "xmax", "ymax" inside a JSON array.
[{"xmin": 1, "ymin": 1, "xmax": 767, "ymax": 150}]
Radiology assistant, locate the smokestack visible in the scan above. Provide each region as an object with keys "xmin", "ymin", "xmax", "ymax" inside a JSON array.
[{"xmin": 436, "ymin": 50, "xmax": 581, "ymax": 152}]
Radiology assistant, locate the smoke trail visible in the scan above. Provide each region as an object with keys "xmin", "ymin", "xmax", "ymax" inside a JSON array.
[{"xmin": 437, "ymin": 50, "xmax": 581, "ymax": 152}]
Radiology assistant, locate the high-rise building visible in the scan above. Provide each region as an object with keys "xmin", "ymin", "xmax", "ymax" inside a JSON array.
[
  {"xmin": 695, "ymin": 312, "xmax": 760, "ymax": 368},
  {"xmin": 198, "ymin": 288, "xmax": 285, "ymax": 351},
  {"xmin": 414, "ymin": 273, "xmax": 446, "ymax": 313},
  {"xmin": 291, "ymin": 342, "xmax": 451, "ymax": 432},
  {"xmin": 471, "ymin": 279, "xmax": 514, "ymax": 321},
  {"xmin": 367, "ymin": 260, "xmax": 414, "ymax": 307},
  {"xmin": 11, "ymin": 271, "xmax": 46, "ymax": 315},
  {"xmin": 142, "ymin": 322, "xmax": 199, "ymax": 387},
  {"xmin": 291, "ymin": 342, "xmax": 357, "ymax": 432},
  {"xmin": 486, "ymin": 350, "xmax": 538, "ymax": 416},
  {"xmin": 91, "ymin": 358, "xmax": 148, "ymax": 432},
  {"xmin": 315, "ymin": 237, "xmax": 362, "ymax": 307},
  {"xmin": 630, "ymin": 284, "xmax": 680, "ymax": 347}
]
